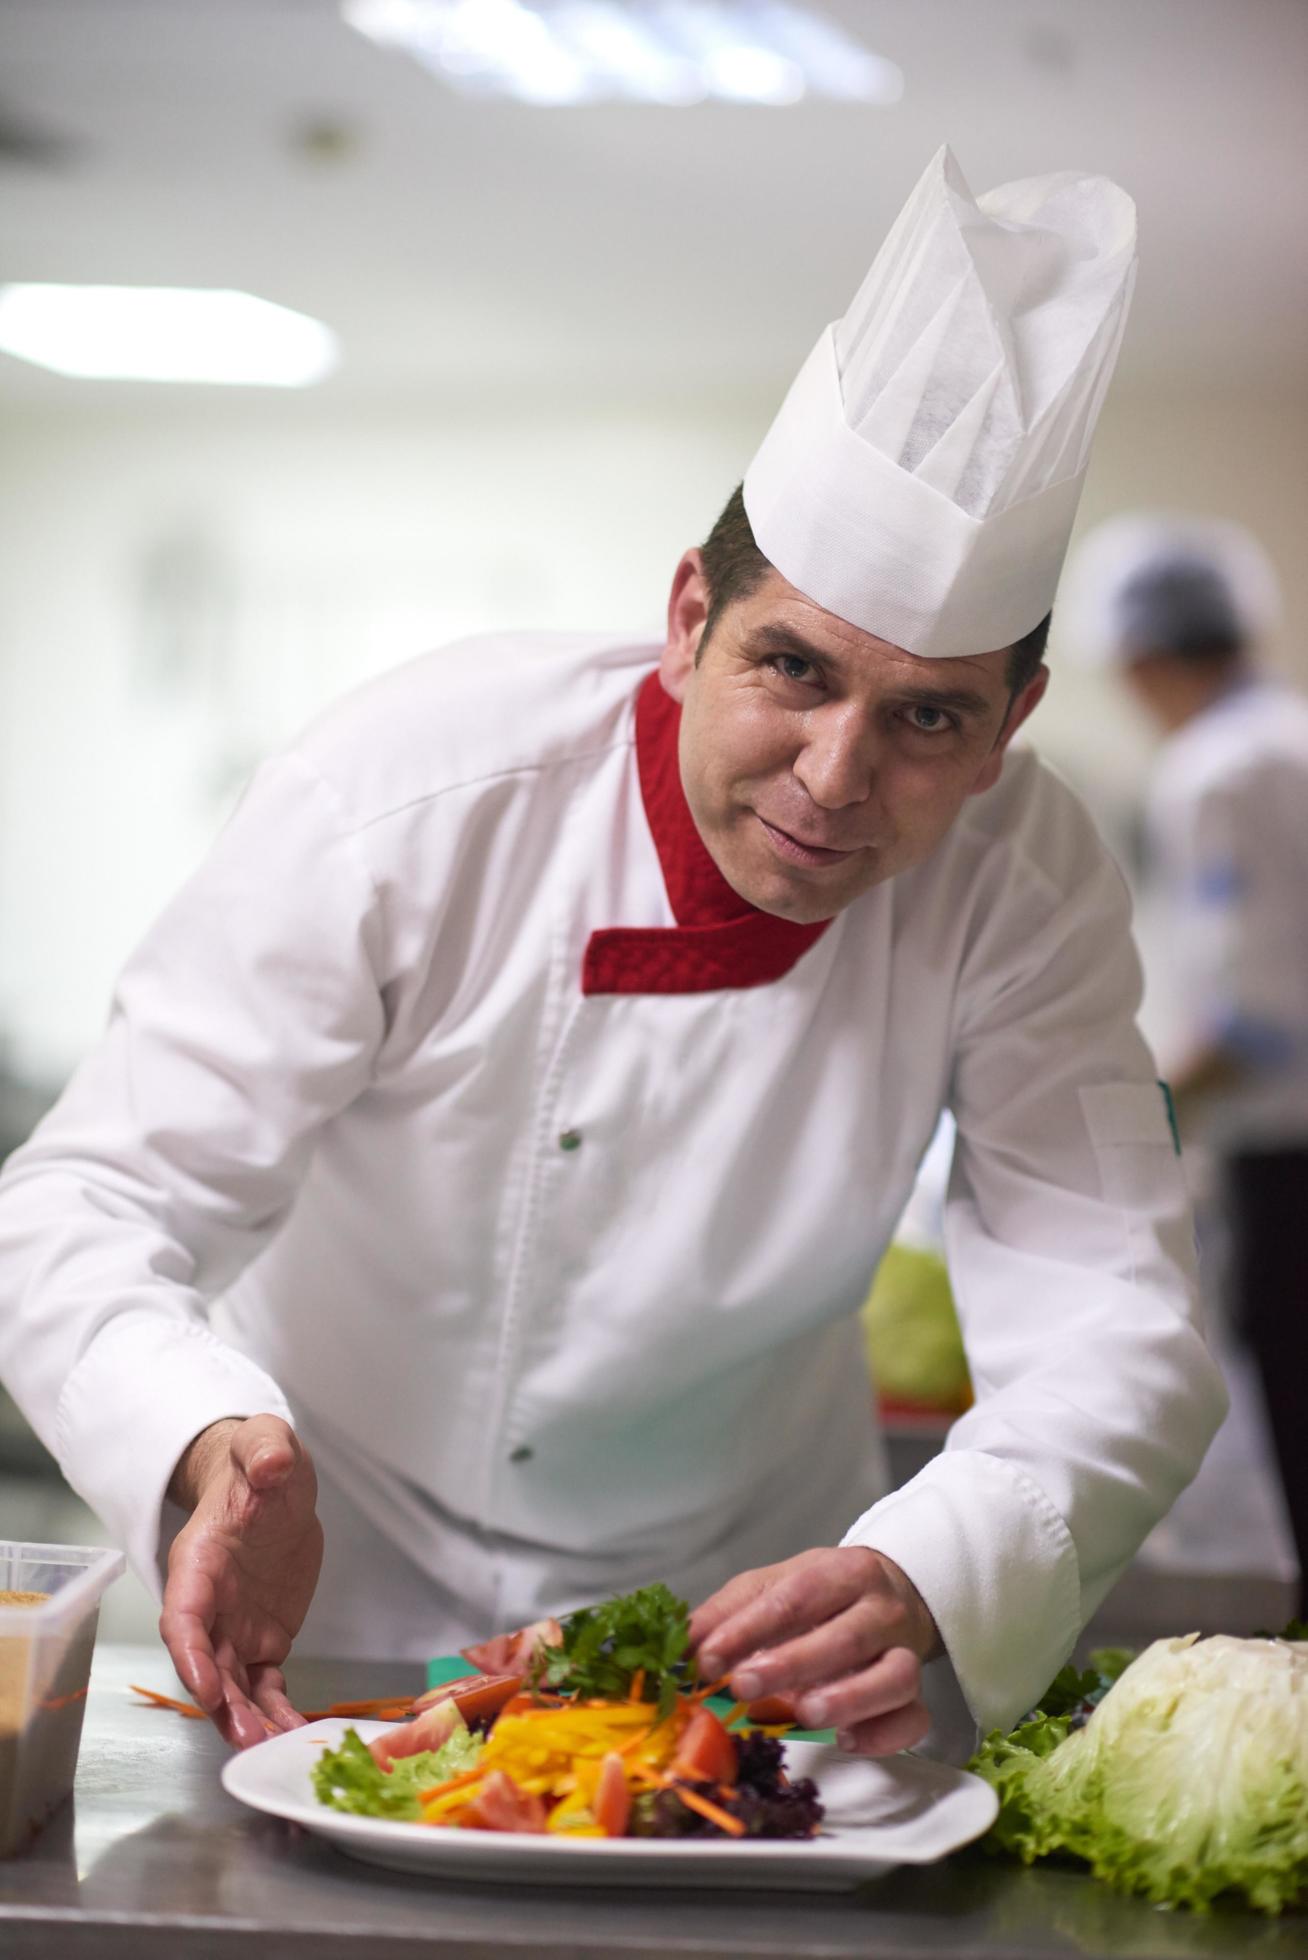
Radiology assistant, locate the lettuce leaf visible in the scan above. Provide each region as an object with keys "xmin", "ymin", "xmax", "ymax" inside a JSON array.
[
  {"xmin": 313, "ymin": 1720, "xmax": 483, "ymax": 1820},
  {"xmin": 969, "ymin": 1633, "xmax": 1308, "ymax": 1914}
]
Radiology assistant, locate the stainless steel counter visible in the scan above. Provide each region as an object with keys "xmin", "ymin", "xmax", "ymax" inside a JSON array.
[{"xmin": 0, "ymin": 1644, "xmax": 1301, "ymax": 1959}]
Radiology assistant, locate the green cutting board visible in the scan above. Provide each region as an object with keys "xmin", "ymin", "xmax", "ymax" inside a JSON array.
[{"xmin": 425, "ymin": 1654, "xmax": 836, "ymax": 1744}]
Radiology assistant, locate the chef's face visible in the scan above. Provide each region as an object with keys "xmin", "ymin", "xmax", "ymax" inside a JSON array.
[{"xmin": 659, "ymin": 552, "xmax": 1048, "ymax": 924}]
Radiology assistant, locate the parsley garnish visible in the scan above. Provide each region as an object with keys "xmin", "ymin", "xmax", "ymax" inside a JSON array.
[{"xmin": 539, "ymin": 1582, "xmax": 692, "ymax": 1719}]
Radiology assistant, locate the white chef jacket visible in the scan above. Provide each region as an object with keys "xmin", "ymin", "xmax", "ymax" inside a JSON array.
[
  {"xmin": 1144, "ymin": 676, "xmax": 1308, "ymax": 1147},
  {"xmin": 0, "ymin": 632, "xmax": 1227, "ymax": 1735}
]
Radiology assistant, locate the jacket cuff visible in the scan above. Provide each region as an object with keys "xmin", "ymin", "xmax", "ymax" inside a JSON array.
[
  {"xmin": 54, "ymin": 1306, "xmax": 294, "ymax": 1599},
  {"xmin": 841, "ymin": 1449, "xmax": 1083, "ymax": 1736}
]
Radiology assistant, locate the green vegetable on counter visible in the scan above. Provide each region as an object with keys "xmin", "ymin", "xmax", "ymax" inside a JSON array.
[
  {"xmin": 861, "ymin": 1242, "xmax": 972, "ymax": 1411},
  {"xmin": 1027, "ymin": 1645, "xmax": 1135, "ymax": 1719},
  {"xmin": 969, "ymin": 1631, "xmax": 1308, "ymax": 1915},
  {"xmin": 313, "ymin": 1718, "xmax": 484, "ymax": 1820},
  {"xmin": 538, "ymin": 1580, "xmax": 692, "ymax": 1719}
]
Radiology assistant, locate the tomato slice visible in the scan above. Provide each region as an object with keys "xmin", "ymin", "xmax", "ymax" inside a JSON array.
[
  {"xmin": 460, "ymin": 1633, "xmax": 518, "ymax": 1674},
  {"xmin": 743, "ymin": 1693, "xmax": 798, "ymax": 1725},
  {"xmin": 372, "ymin": 1672, "xmax": 523, "ymax": 1766},
  {"xmin": 594, "ymin": 1751, "xmax": 631, "ymax": 1838},
  {"xmin": 412, "ymin": 1671, "xmax": 485, "ymax": 1713},
  {"xmin": 461, "ymin": 1617, "xmax": 564, "ymax": 1675},
  {"xmin": 448, "ymin": 1672, "xmax": 525, "ymax": 1727},
  {"xmin": 368, "ymin": 1694, "xmax": 462, "ymax": 1769},
  {"xmin": 412, "ymin": 1671, "xmax": 524, "ymax": 1722},
  {"xmin": 460, "ymin": 1769, "xmax": 549, "ymax": 1834},
  {"xmin": 672, "ymin": 1706, "xmax": 738, "ymax": 1784}
]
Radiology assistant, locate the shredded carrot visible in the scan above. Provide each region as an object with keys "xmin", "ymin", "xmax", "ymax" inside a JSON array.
[
  {"xmin": 628, "ymin": 1668, "xmax": 645, "ymax": 1704},
  {"xmin": 416, "ymin": 1764, "xmax": 492, "ymax": 1803},
  {"xmin": 317, "ymin": 1696, "xmax": 416, "ymax": 1718},
  {"xmin": 299, "ymin": 1705, "xmax": 411, "ymax": 1721},
  {"xmin": 129, "ymin": 1684, "xmax": 207, "ymax": 1719},
  {"xmin": 721, "ymin": 1700, "xmax": 748, "ymax": 1729},
  {"xmin": 131, "ymin": 1683, "xmax": 424, "ymax": 1723},
  {"xmin": 616, "ymin": 1724, "xmax": 656, "ymax": 1757},
  {"xmin": 671, "ymin": 1784, "xmax": 747, "ymax": 1837},
  {"xmin": 626, "ymin": 1762, "xmax": 665, "ymax": 1787},
  {"xmin": 691, "ymin": 1676, "xmax": 731, "ymax": 1700}
]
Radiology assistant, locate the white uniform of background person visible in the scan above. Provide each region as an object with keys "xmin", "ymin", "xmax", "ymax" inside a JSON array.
[
  {"xmin": 1146, "ymin": 680, "xmax": 1308, "ymax": 1150},
  {"xmin": 0, "ymin": 152, "xmax": 1229, "ymax": 1744},
  {"xmin": 1071, "ymin": 514, "xmax": 1308, "ymax": 1619}
]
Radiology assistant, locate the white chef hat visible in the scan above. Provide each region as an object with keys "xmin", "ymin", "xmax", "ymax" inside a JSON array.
[
  {"xmin": 743, "ymin": 146, "xmax": 1137, "ymax": 659},
  {"xmin": 1062, "ymin": 511, "xmax": 1282, "ymax": 667}
]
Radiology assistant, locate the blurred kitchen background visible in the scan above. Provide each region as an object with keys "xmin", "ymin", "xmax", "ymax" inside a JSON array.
[{"xmin": 0, "ymin": 0, "xmax": 1304, "ymax": 1649}]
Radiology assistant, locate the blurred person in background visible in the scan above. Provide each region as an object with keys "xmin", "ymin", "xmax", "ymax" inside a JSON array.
[
  {"xmin": 0, "ymin": 153, "xmax": 1228, "ymax": 1754},
  {"xmin": 1074, "ymin": 515, "xmax": 1308, "ymax": 1619}
]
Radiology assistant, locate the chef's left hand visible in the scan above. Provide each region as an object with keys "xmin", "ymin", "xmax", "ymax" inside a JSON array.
[{"xmin": 690, "ymin": 1546, "xmax": 942, "ymax": 1756}]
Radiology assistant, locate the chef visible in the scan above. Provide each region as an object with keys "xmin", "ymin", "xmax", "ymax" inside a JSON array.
[
  {"xmin": 1070, "ymin": 513, "xmax": 1308, "ymax": 1618},
  {"xmin": 0, "ymin": 150, "xmax": 1227, "ymax": 1754}
]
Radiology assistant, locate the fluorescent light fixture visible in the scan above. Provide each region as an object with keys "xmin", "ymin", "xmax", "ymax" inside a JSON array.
[
  {"xmin": 0, "ymin": 285, "xmax": 339, "ymax": 386},
  {"xmin": 343, "ymin": 0, "xmax": 903, "ymax": 107}
]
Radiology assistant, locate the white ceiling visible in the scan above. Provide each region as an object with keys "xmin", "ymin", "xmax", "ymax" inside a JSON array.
[{"xmin": 1, "ymin": 0, "xmax": 1305, "ymax": 405}]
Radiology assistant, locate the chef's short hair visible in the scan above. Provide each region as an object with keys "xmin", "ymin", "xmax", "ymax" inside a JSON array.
[{"xmin": 699, "ymin": 484, "xmax": 1049, "ymax": 695}]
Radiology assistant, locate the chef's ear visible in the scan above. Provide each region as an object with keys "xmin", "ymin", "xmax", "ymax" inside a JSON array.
[
  {"xmin": 969, "ymin": 664, "xmax": 1050, "ymax": 797},
  {"xmin": 660, "ymin": 549, "xmax": 709, "ymax": 702}
]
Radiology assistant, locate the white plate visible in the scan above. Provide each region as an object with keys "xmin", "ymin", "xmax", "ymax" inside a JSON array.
[{"xmin": 222, "ymin": 1718, "xmax": 997, "ymax": 1891}]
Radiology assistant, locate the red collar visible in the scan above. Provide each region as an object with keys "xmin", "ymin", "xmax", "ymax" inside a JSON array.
[{"xmin": 581, "ymin": 671, "xmax": 833, "ymax": 995}]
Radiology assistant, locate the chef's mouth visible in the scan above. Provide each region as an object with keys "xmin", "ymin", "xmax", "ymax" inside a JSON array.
[{"xmin": 755, "ymin": 815, "xmax": 860, "ymax": 867}]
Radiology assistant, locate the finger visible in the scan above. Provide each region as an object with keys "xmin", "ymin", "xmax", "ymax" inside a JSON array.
[
  {"xmin": 208, "ymin": 1639, "xmax": 274, "ymax": 1749},
  {"xmin": 163, "ymin": 1616, "xmax": 224, "ymax": 1714},
  {"xmin": 249, "ymin": 1663, "xmax": 306, "ymax": 1733},
  {"xmin": 725, "ymin": 1598, "xmax": 912, "ymax": 1705},
  {"xmin": 213, "ymin": 1678, "xmax": 274, "ymax": 1750},
  {"xmin": 836, "ymin": 1696, "xmax": 931, "ymax": 1759},
  {"xmin": 159, "ymin": 1576, "xmax": 225, "ymax": 1715},
  {"xmin": 231, "ymin": 1414, "xmax": 299, "ymax": 1492},
  {"xmin": 698, "ymin": 1553, "xmax": 870, "ymax": 1679},
  {"xmin": 792, "ymin": 1645, "xmax": 921, "ymax": 1731},
  {"xmin": 688, "ymin": 1565, "xmax": 778, "ymax": 1653},
  {"xmin": 212, "ymin": 1633, "xmax": 256, "ymax": 1700}
]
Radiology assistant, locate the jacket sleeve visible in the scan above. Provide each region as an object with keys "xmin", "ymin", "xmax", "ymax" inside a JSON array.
[
  {"xmin": 0, "ymin": 747, "xmax": 387, "ymax": 1593},
  {"xmin": 840, "ymin": 797, "xmax": 1229, "ymax": 1736}
]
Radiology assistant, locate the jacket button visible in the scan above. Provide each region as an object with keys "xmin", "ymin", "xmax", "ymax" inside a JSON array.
[
  {"xmin": 509, "ymin": 1445, "xmax": 534, "ymax": 1463},
  {"xmin": 558, "ymin": 1128, "xmax": 582, "ymax": 1152}
]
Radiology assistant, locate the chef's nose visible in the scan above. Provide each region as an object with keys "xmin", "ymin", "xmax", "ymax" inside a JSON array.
[{"xmin": 791, "ymin": 704, "xmax": 878, "ymax": 810}]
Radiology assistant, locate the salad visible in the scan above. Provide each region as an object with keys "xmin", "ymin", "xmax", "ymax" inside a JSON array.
[
  {"xmin": 969, "ymin": 1626, "xmax": 1308, "ymax": 1914},
  {"xmin": 313, "ymin": 1582, "xmax": 824, "ymax": 1841}
]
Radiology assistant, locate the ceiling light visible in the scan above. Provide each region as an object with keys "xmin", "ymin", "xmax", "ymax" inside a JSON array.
[
  {"xmin": 0, "ymin": 286, "xmax": 339, "ymax": 386},
  {"xmin": 343, "ymin": 0, "xmax": 903, "ymax": 107}
]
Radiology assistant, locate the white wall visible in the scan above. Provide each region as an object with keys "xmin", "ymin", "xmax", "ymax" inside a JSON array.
[
  {"xmin": 0, "ymin": 390, "xmax": 769, "ymax": 1078},
  {"xmin": 1037, "ymin": 383, "xmax": 1308, "ymax": 1059},
  {"xmin": 1, "ymin": 379, "xmax": 1304, "ymax": 1083},
  {"xmin": 1041, "ymin": 381, "xmax": 1308, "ymax": 810}
]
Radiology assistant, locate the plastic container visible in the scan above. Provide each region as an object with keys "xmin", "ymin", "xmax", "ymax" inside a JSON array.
[{"xmin": 0, "ymin": 1540, "xmax": 125, "ymax": 1856}]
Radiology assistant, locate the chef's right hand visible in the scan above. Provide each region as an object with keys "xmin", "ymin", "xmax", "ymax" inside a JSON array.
[{"xmin": 159, "ymin": 1413, "xmax": 324, "ymax": 1749}]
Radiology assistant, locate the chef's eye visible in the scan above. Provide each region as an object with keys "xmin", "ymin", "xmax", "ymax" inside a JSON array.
[
  {"xmin": 767, "ymin": 653, "xmax": 818, "ymax": 685},
  {"xmin": 905, "ymin": 703, "xmax": 954, "ymax": 733}
]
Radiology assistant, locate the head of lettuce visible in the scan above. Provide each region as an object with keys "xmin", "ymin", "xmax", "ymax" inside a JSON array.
[{"xmin": 971, "ymin": 1632, "xmax": 1308, "ymax": 1914}]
